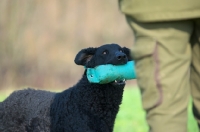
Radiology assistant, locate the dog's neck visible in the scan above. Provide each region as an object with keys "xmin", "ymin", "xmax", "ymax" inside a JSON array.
[
  {"xmin": 51, "ymin": 71, "xmax": 125, "ymax": 131},
  {"xmin": 74, "ymin": 74, "xmax": 125, "ymax": 127}
]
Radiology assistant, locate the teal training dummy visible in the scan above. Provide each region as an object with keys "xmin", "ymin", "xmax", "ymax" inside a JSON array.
[{"xmin": 86, "ymin": 61, "xmax": 136, "ymax": 84}]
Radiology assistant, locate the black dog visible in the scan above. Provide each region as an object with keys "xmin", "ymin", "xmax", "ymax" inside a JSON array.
[{"xmin": 0, "ymin": 43, "xmax": 132, "ymax": 132}]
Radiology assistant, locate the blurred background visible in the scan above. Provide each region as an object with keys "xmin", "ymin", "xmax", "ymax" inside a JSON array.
[
  {"xmin": 1, "ymin": 1, "xmax": 199, "ymax": 131},
  {"xmin": 0, "ymin": 0, "xmax": 135, "ymax": 91}
]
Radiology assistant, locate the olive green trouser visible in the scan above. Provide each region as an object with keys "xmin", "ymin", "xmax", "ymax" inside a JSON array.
[{"xmin": 126, "ymin": 16, "xmax": 200, "ymax": 132}]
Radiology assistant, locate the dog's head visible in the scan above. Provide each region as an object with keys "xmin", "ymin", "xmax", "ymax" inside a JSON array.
[{"xmin": 74, "ymin": 43, "xmax": 132, "ymax": 68}]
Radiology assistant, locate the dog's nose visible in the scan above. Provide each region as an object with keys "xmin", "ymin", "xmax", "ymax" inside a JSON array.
[{"xmin": 116, "ymin": 52, "xmax": 127, "ymax": 60}]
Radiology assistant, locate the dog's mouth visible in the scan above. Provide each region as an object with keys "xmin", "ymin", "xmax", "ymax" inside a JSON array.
[{"xmin": 112, "ymin": 79, "xmax": 126, "ymax": 86}]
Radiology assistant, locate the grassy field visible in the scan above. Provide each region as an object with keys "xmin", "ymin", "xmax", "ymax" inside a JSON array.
[
  {"xmin": 114, "ymin": 87, "xmax": 199, "ymax": 132},
  {"xmin": 0, "ymin": 87, "xmax": 199, "ymax": 132}
]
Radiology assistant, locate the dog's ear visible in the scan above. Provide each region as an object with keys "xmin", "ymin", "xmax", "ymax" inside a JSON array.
[
  {"xmin": 74, "ymin": 47, "xmax": 97, "ymax": 66},
  {"xmin": 122, "ymin": 47, "xmax": 133, "ymax": 61}
]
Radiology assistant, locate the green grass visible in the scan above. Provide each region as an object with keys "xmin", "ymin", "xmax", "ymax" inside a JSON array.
[
  {"xmin": 0, "ymin": 95, "xmax": 7, "ymax": 102},
  {"xmin": 114, "ymin": 87, "xmax": 148, "ymax": 132},
  {"xmin": 114, "ymin": 87, "xmax": 199, "ymax": 132},
  {"xmin": 0, "ymin": 87, "xmax": 199, "ymax": 132}
]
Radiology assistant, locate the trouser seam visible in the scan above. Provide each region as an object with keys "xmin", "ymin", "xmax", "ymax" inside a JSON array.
[{"xmin": 151, "ymin": 41, "xmax": 163, "ymax": 110}]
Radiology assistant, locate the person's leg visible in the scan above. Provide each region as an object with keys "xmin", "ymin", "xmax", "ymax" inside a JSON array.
[
  {"xmin": 126, "ymin": 16, "xmax": 193, "ymax": 132},
  {"xmin": 190, "ymin": 19, "xmax": 200, "ymax": 129}
]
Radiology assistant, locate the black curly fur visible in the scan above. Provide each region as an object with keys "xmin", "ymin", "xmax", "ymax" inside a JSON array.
[
  {"xmin": 50, "ymin": 75, "xmax": 124, "ymax": 132},
  {"xmin": 0, "ymin": 89, "xmax": 54, "ymax": 132},
  {"xmin": 0, "ymin": 43, "xmax": 132, "ymax": 132}
]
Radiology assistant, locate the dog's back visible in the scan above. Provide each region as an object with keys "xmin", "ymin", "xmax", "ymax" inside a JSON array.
[{"xmin": 0, "ymin": 88, "xmax": 55, "ymax": 132}]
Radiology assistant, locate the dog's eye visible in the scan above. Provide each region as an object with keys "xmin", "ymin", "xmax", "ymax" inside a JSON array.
[
  {"xmin": 119, "ymin": 49, "xmax": 123, "ymax": 52},
  {"xmin": 102, "ymin": 51, "xmax": 107, "ymax": 55}
]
